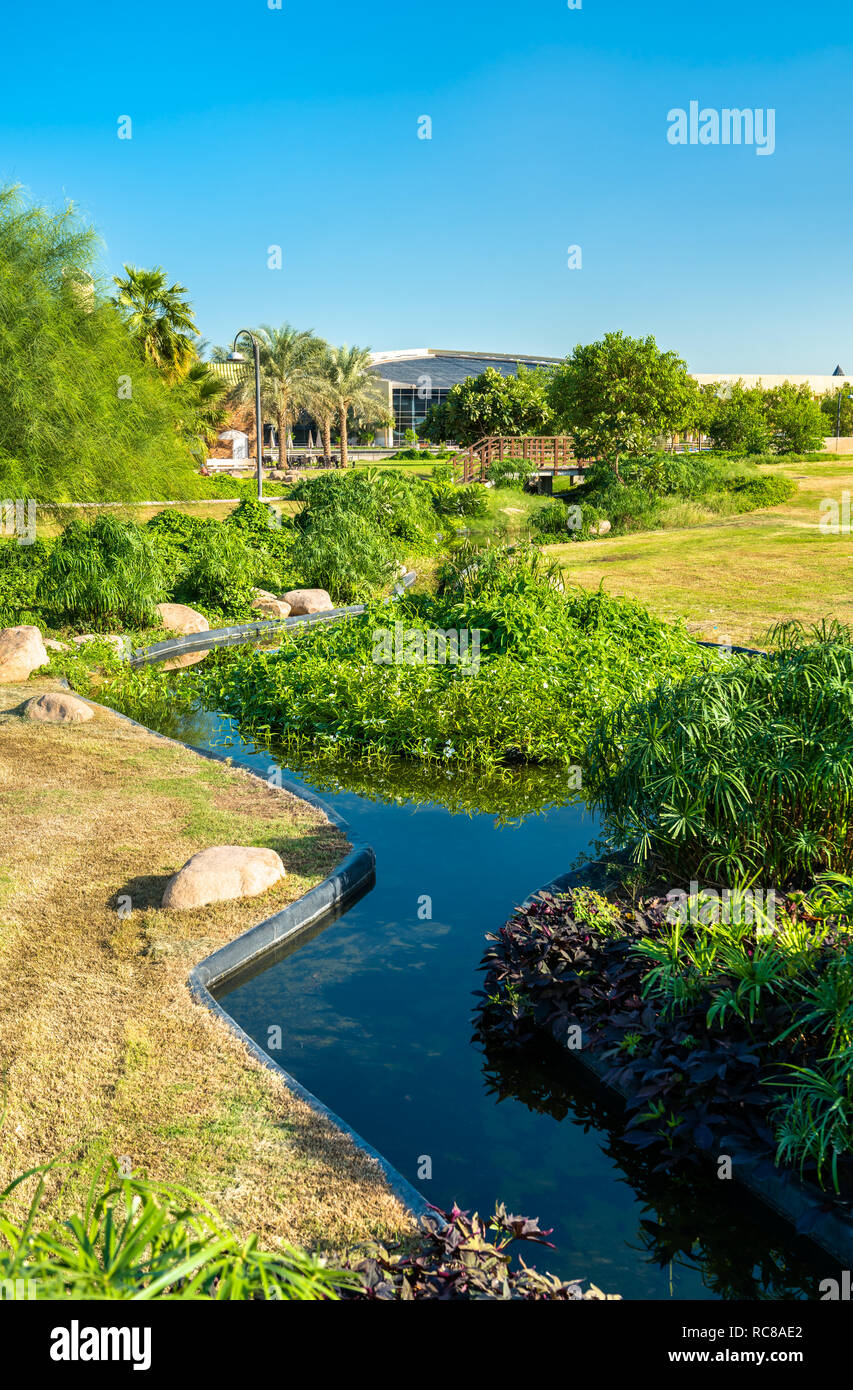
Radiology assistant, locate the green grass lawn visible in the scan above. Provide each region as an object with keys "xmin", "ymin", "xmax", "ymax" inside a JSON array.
[{"xmin": 545, "ymin": 461, "xmax": 853, "ymax": 647}]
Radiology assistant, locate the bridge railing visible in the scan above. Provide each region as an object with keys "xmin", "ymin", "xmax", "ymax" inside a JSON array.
[{"xmin": 452, "ymin": 437, "xmax": 587, "ymax": 484}]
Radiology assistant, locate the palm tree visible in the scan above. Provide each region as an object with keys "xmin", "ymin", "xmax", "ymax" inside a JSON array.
[
  {"xmin": 228, "ymin": 324, "xmax": 325, "ymax": 464},
  {"xmin": 323, "ymin": 345, "xmax": 391, "ymax": 468},
  {"xmin": 306, "ymin": 345, "xmax": 338, "ymax": 461},
  {"xmin": 178, "ymin": 360, "xmax": 229, "ymax": 462},
  {"xmin": 112, "ymin": 266, "xmax": 198, "ymax": 380}
]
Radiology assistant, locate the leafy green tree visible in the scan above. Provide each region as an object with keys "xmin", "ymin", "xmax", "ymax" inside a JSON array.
[
  {"xmin": 547, "ymin": 332, "xmax": 695, "ymax": 478},
  {"xmin": 708, "ymin": 382, "xmax": 772, "ymax": 454},
  {"xmin": 763, "ymin": 382, "xmax": 826, "ymax": 454},
  {"xmin": 421, "ymin": 365, "xmax": 552, "ymax": 446},
  {"xmin": 112, "ymin": 265, "xmax": 198, "ymax": 380},
  {"xmin": 0, "ymin": 184, "xmax": 205, "ymax": 502},
  {"xmin": 419, "ymin": 398, "xmax": 450, "ymax": 443}
]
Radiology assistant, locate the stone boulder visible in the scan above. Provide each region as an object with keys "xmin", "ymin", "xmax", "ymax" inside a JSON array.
[
  {"xmin": 595, "ymin": 520, "xmax": 612, "ymax": 536},
  {"xmin": 162, "ymin": 845, "xmax": 286, "ymax": 911},
  {"xmin": 281, "ymin": 588, "xmax": 334, "ymax": 616},
  {"xmin": 161, "ymin": 649, "xmax": 210, "ymax": 671},
  {"xmin": 23, "ymin": 691, "xmax": 94, "ymax": 724},
  {"xmin": 44, "ymin": 638, "xmax": 69, "ymax": 653},
  {"xmin": 155, "ymin": 602, "xmax": 209, "ymax": 635},
  {"xmin": 0, "ymin": 626, "xmax": 50, "ymax": 683},
  {"xmin": 251, "ymin": 596, "xmax": 292, "ymax": 619}
]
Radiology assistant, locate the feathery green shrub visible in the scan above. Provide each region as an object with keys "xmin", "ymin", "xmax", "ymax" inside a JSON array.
[{"xmin": 587, "ymin": 621, "xmax": 853, "ymax": 885}]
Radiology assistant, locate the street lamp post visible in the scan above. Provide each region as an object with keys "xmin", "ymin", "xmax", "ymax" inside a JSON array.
[{"xmin": 229, "ymin": 330, "xmax": 264, "ymax": 501}]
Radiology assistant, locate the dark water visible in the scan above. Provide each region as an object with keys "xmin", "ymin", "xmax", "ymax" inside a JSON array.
[{"xmin": 161, "ymin": 703, "xmax": 828, "ymax": 1300}]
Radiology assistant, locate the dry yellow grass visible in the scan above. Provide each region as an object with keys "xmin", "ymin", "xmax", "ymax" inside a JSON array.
[{"xmin": 0, "ymin": 679, "xmax": 413, "ymax": 1251}]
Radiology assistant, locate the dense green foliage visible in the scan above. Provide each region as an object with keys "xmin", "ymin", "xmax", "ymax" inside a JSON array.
[
  {"xmin": 564, "ymin": 453, "xmax": 797, "ymax": 538},
  {"xmin": 547, "ymin": 333, "xmax": 696, "ymax": 468},
  {"xmin": 709, "ymin": 381, "xmax": 826, "ymax": 455},
  {"xmin": 587, "ymin": 622, "xmax": 853, "ymax": 886},
  {"xmin": 0, "ymin": 186, "xmax": 209, "ymax": 501},
  {"xmin": 420, "ymin": 365, "xmax": 553, "ymax": 445},
  {"xmin": 485, "ymin": 455, "xmax": 536, "ymax": 488},
  {"xmin": 197, "ymin": 547, "xmax": 709, "ymax": 768},
  {"xmin": 41, "ymin": 515, "xmax": 167, "ymax": 628}
]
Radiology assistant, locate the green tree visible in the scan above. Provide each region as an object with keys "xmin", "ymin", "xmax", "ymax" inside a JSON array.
[
  {"xmin": 112, "ymin": 265, "xmax": 198, "ymax": 380},
  {"xmin": 763, "ymin": 382, "xmax": 826, "ymax": 454},
  {"xmin": 547, "ymin": 332, "xmax": 695, "ymax": 478},
  {"xmin": 708, "ymin": 381, "xmax": 772, "ymax": 454},
  {"xmin": 323, "ymin": 345, "xmax": 392, "ymax": 468},
  {"xmin": 422, "ymin": 365, "xmax": 552, "ymax": 446},
  {"xmin": 0, "ymin": 184, "xmax": 204, "ymax": 502}
]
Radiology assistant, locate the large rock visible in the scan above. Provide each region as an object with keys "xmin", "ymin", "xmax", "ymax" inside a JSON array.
[
  {"xmin": 0, "ymin": 626, "xmax": 49, "ymax": 683},
  {"xmin": 155, "ymin": 603, "xmax": 209, "ymax": 635},
  {"xmin": 162, "ymin": 846, "xmax": 286, "ymax": 911},
  {"xmin": 44, "ymin": 638, "xmax": 69, "ymax": 653},
  {"xmin": 23, "ymin": 691, "xmax": 94, "ymax": 724},
  {"xmin": 251, "ymin": 596, "xmax": 292, "ymax": 619},
  {"xmin": 282, "ymin": 588, "xmax": 334, "ymax": 616},
  {"xmin": 161, "ymin": 649, "xmax": 210, "ymax": 671},
  {"xmin": 595, "ymin": 520, "xmax": 612, "ymax": 536}
]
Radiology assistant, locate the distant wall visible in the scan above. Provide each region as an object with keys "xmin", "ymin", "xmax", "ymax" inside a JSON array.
[{"xmin": 822, "ymin": 437, "xmax": 853, "ymax": 453}]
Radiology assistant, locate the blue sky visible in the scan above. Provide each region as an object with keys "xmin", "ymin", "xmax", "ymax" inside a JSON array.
[{"xmin": 1, "ymin": 1, "xmax": 848, "ymax": 372}]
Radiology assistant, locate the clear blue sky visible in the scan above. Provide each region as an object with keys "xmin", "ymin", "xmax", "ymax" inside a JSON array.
[{"xmin": 1, "ymin": 0, "xmax": 848, "ymax": 372}]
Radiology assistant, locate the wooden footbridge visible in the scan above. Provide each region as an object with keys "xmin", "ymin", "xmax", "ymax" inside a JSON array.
[{"xmin": 452, "ymin": 437, "xmax": 592, "ymax": 485}]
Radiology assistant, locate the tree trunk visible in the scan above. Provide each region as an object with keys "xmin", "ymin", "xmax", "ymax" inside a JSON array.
[
  {"xmin": 277, "ymin": 410, "xmax": 285, "ymax": 466},
  {"xmin": 339, "ymin": 406, "xmax": 349, "ymax": 468},
  {"xmin": 322, "ymin": 413, "xmax": 332, "ymax": 459}
]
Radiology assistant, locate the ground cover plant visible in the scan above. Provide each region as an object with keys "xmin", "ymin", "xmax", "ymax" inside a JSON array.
[
  {"xmin": 476, "ymin": 879, "xmax": 853, "ymax": 1209},
  {"xmin": 193, "ymin": 545, "xmax": 711, "ymax": 769}
]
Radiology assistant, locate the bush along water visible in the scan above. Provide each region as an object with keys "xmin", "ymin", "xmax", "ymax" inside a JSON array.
[
  {"xmin": 475, "ymin": 623, "xmax": 853, "ymax": 1209},
  {"xmin": 195, "ymin": 545, "xmax": 711, "ymax": 770},
  {"xmin": 476, "ymin": 880, "xmax": 853, "ymax": 1208}
]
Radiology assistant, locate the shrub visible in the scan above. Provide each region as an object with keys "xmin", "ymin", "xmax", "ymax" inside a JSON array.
[
  {"xmin": 40, "ymin": 515, "xmax": 167, "ymax": 629},
  {"xmin": 287, "ymin": 509, "xmax": 397, "ymax": 603},
  {"xmin": 0, "ymin": 536, "xmax": 52, "ymax": 624},
  {"xmin": 175, "ymin": 525, "xmax": 270, "ymax": 618},
  {"xmin": 586, "ymin": 622, "xmax": 853, "ymax": 886},
  {"xmin": 724, "ymin": 474, "xmax": 796, "ymax": 510},
  {"xmin": 530, "ymin": 502, "xmax": 574, "ymax": 537},
  {"xmin": 485, "ymin": 455, "xmax": 535, "ymax": 488},
  {"xmin": 200, "ymin": 547, "xmax": 707, "ymax": 768},
  {"xmin": 0, "ymin": 184, "xmax": 206, "ymax": 502},
  {"xmin": 430, "ymin": 482, "xmax": 489, "ymax": 518}
]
